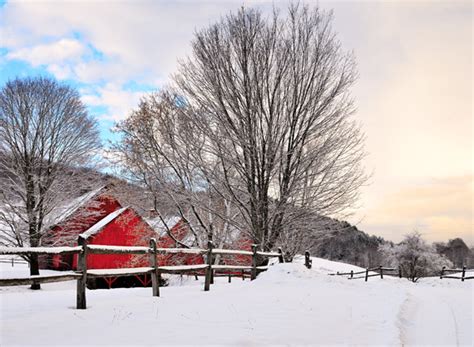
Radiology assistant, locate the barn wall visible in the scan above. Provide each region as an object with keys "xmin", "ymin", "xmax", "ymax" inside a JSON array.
[{"xmin": 85, "ymin": 209, "xmax": 156, "ymax": 269}]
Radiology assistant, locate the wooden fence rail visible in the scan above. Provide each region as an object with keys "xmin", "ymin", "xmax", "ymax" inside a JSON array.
[
  {"xmin": 440, "ymin": 266, "xmax": 473, "ymax": 281},
  {"xmin": 329, "ymin": 266, "xmax": 402, "ymax": 281},
  {"xmin": 0, "ymin": 239, "xmax": 284, "ymax": 309},
  {"xmin": 0, "ymin": 246, "xmax": 82, "ymax": 255},
  {"xmin": 0, "ymin": 258, "xmax": 29, "ymax": 267}
]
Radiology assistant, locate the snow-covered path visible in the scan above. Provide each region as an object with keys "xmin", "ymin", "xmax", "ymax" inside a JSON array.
[
  {"xmin": 397, "ymin": 282, "xmax": 472, "ymax": 346},
  {"xmin": 0, "ymin": 259, "xmax": 472, "ymax": 346}
]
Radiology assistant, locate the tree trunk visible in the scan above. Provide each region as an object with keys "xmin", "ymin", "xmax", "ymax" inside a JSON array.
[
  {"xmin": 29, "ymin": 253, "xmax": 41, "ymax": 290},
  {"xmin": 28, "ymin": 214, "xmax": 41, "ymax": 290}
]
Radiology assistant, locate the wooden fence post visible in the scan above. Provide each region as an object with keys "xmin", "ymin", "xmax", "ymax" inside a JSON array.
[
  {"xmin": 304, "ymin": 251, "xmax": 312, "ymax": 269},
  {"xmin": 379, "ymin": 266, "xmax": 383, "ymax": 279},
  {"xmin": 278, "ymin": 247, "xmax": 284, "ymax": 263},
  {"xmin": 204, "ymin": 241, "xmax": 214, "ymax": 291},
  {"xmin": 398, "ymin": 266, "xmax": 402, "ymax": 278},
  {"xmin": 251, "ymin": 244, "xmax": 258, "ymax": 281},
  {"xmin": 440, "ymin": 266, "xmax": 446, "ymax": 279},
  {"xmin": 149, "ymin": 238, "xmax": 160, "ymax": 297},
  {"xmin": 210, "ymin": 264, "xmax": 214, "ymax": 285},
  {"xmin": 228, "ymin": 274, "xmax": 231, "ymax": 283},
  {"xmin": 76, "ymin": 236, "xmax": 88, "ymax": 309},
  {"xmin": 461, "ymin": 266, "xmax": 466, "ymax": 282},
  {"xmin": 350, "ymin": 270, "xmax": 353, "ymax": 279},
  {"xmin": 365, "ymin": 268, "xmax": 369, "ymax": 282}
]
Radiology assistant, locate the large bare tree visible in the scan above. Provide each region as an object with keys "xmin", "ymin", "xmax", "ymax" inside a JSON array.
[
  {"xmin": 117, "ymin": 3, "xmax": 366, "ymax": 256},
  {"xmin": 0, "ymin": 77, "xmax": 101, "ymax": 288},
  {"xmin": 174, "ymin": 4, "xmax": 366, "ymax": 251}
]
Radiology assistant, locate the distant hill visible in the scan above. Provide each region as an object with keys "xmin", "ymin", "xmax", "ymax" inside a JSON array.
[{"xmin": 309, "ymin": 217, "xmax": 387, "ymax": 268}]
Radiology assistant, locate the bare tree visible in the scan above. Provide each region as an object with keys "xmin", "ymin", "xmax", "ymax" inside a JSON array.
[
  {"xmin": 115, "ymin": 4, "xmax": 366, "ymax": 259},
  {"xmin": 114, "ymin": 92, "xmax": 244, "ymax": 258},
  {"xmin": 0, "ymin": 77, "xmax": 101, "ymax": 288},
  {"xmin": 171, "ymin": 4, "xmax": 366, "ymax": 252}
]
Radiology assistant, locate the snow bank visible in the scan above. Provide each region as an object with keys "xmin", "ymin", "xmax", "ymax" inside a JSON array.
[{"xmin": 0, "ymin": 258, "xmax": 471, "ymax": 346}]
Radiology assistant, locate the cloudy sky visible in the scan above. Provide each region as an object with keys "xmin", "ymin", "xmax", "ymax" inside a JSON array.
[{"xmin": 0, "ymin": 0, "xmax": 472, "ymax": 244}]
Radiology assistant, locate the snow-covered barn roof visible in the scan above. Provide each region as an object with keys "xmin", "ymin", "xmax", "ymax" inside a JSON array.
[
  {"xmin": 0, "ymin": 185, "xmax": 109, "ymax": 240},
  {"xmin": 145, "ymin": 216, "xmax": 182, "ymax": 237},
  {"xmin": 51, "ymin": 186, "xmax": 107, "ymax": 227},
  {"xmin": 79, "ymin": 206, "xmax": 129, "ymax": 239}
]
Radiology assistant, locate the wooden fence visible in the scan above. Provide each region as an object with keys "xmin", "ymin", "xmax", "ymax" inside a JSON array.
[
  {"xmin": 329, "ymin": 266, "xmax": 402, "ymax": 281},
  {"xmin": 440, "ymin": 266, "xmax": 473, "ymax": 281},
  {"xmin": 0, "ymin": 237, "xmax": 284, "ymax": 309},
  {"xmin": 0, "ymin": 257, "xmax": 29, "ymax": 267}
]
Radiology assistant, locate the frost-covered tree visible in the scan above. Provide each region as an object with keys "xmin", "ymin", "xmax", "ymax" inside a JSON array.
[
  {"xmin": 0, "ymin": 77, "xmax": 101, "ymax": 288},
  {"xmin": 117, "ymin": 3, "xmax": 367, "ymax": 256},
  {"xmin": 114, "ymin": 92, "xmax": 243, "ymax": 257},
  {"xmin": 382, "ymin": 232, "xmax": 452, "ymax": 282}
]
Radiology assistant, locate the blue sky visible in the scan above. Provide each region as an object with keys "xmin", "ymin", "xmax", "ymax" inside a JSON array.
[
  {"xmin": 0, "ymin": 0, "xmax": 472, "ymax": 243},
  {"xmin": 0, "ymin": 29, "xmax": 150, "ymax": 144}
]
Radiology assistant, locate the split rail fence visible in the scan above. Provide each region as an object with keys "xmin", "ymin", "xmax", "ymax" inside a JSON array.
[
  {"xmin": 440, "ymin": 266, "xmax": 473, "ymax": 281},
  {"xmin": 329, "ymin": 266, "xmax": 402, "ymax": 281},
  {"xmin": 0, "ymin": 257, "xmax": 29, "ymax": 267},
  {"xmin": 0, "ymin": 237, "xmax": 283, "ymax": 309}
]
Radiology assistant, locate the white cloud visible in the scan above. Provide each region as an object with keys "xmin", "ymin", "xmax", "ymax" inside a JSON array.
[
  {"xmin": 82, "ymin": 83, "xmax": 145, "ymax": 121},
  {"xmin": 73, "ymin": 60, "xmax": 131, "ymax": 85},
  {"xmin": 47, "ymin": 64, "xmax": 71, "ymax": 80},
  {"xmin": 6, "ymin": 38, "xmax": 86, "ymax": 67},
  {"xmin": 0, "ymin": 1, "xmax": 254, "ymax": 83}
]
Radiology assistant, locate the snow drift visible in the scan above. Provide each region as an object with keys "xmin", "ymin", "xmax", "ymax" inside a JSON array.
[{"xmin": 0, "ymin": 257, "xmax": 471, "ymax": 346}]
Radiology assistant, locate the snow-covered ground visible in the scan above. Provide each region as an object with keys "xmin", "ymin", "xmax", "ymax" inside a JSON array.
[{"xmin": 0, "ymin": 257, "xmax": 472, "ymax": 346}]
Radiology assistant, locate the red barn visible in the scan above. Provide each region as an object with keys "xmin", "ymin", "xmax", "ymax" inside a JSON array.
[
  {"xmin": 77, "ymin": 206, "xmax": 154, "ymax": 270},
  {"xmin": 40, "ymin": 186, "xmax": 158, "ymax": 288},
  {"xmin": 42, "ymin": 186, "xmax": 124, "ymax": 270},
  {"xmin": 40, "ymin": 185, "xmax": 210, "ymax": 287},
  {"xmin": 40, "ymin": 184, "xmax": 253, "ymax": 286}
]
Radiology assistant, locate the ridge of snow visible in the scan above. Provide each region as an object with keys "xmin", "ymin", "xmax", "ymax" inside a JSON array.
[
  {"xmin": 158, "ymin": 264, "xmax": 208, "ymax": 271},
  {"xmin": 87, "ymin": 267, "xmax": 153, "ymax": 276},
  {"xmin": 155, "ymin": 247, "xmax": 205, "ymax": 254},
  {"xmin": 212, "ymin": 248, "xmax": 253, "ymax": 256},
  {"xmin": 87, "ymin": 245, "xmax": 150, "ymax": 252},
  {"xmin": 0, "ymin": 246, "xmax": 82, "ymax": 254}
]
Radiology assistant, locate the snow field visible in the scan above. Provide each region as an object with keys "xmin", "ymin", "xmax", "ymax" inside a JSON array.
[{"xmin": 0, "ymin": 257, "xmax": 472, "ymax": 345}]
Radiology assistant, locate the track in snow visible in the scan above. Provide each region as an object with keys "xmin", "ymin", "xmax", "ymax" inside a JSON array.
[{"xmin": 397, "ymin": 285, "xmax": 471, "ymax": 346}]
